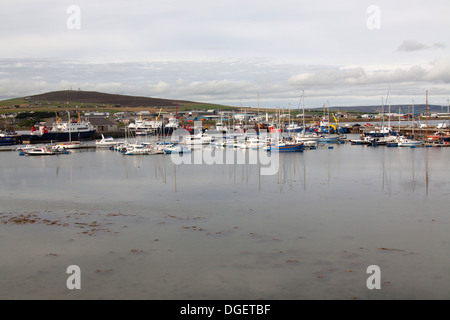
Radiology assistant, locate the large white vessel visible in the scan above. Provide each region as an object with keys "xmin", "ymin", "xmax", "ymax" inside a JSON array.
[{"xmin": 21, "ymin": 114, "xmax": 95, "ymax": 144}]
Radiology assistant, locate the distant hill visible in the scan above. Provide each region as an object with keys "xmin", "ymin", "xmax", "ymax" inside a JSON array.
[
  {"xmin": 329, "ymin": 104, "xmax": 446, "ymax": 114},
  {"xmin": 4, "ymin": 90, "xmax": 446, "ymax": 114},
  {"xmin": 26, "ymin": 90, "xmax": 228, "ymax": 109}
]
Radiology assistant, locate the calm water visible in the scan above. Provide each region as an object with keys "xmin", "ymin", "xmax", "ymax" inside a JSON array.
[{"xmin": 1, "ymin": 136, "xmax": 450, "ymax": 299}]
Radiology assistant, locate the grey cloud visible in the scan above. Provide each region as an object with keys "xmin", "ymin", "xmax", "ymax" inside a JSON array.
[
  {"xmin": 396, "ymin": 40, "xmax": 447, "ymax": 52},
  {"xmin": 433, "ymin": 42, "xmax": 446, "ymax": 49},
  {"xmin": 396, "ymin": 40, "xmax": 427, "ymax": 52},
  {"xmin": 288, "ymin": 60, "xmax": 450, "ymax": 88},
  {"xmin": 1, "ymin": 57, "xmax": 449, "ymax": 109}
]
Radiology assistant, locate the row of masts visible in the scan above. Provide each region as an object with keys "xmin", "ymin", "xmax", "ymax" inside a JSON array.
[{"xmin": 377, "ymin": 89, "xmax": 450, "ymax": 135}]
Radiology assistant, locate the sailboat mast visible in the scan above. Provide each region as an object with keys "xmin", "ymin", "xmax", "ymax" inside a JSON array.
[
  {"xmin": 388, "ymin": 89, "xmax": 391, "ymax": 130},
  {"xmin": 257, "ymin": 93, "xmax": 260, "ymax": 118},
  {"xmin": 412, "ymin": 99, "xmax": 415, "ymax": 137},
  {"xmin": 302, "ymin": 90, "xmax": 305, "ymax": 135},
  {"xmin": 426, "ymin": 90, "xmax": 429, "ymax": 137},
  {"xmin": 447, "ymin": 99, "xmax": 450, "ymax": 128},
  {"xmin": 67, "ymin": 111, "xmax": 71, "ymax": 142},
  {"xmin": 327, "ymin": 100, "xmax": 331, "ymax": 134},
  {"xmin": 288, "ymin": 103, "xmax": 291, "ymax": 133}
]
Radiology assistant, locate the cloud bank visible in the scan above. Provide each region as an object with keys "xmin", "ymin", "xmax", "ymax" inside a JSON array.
[
  {"xmin": 0, "ymin": 1, "xmax": 449, "ymax": 107},
  {"xmin": 1, "ymin": 58, "xmax": 449, "ymax": 108}
]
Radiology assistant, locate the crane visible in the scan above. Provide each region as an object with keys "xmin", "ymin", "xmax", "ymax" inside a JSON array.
[
  {"xmin": 156, "ymin": 108, "xmax": 162, "ymax": 121},
  {"xmin": 54, "ymin": 108, "xmax": 62, "ymax": 123}
]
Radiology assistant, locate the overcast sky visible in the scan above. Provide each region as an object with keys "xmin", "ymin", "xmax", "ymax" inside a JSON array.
[{"xmin": 1, "ymin": 0, "xmax": 449, "ymax": 108}]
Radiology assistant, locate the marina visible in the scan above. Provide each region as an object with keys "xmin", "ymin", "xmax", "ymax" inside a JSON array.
[
  {"xmin": 1, "ymin": 130, "xmax": 450, "ymax": 299},
  {"xmin": 1, "ymin": 88, "xmax": 450, "ymax": 302},
  {"xmin": 2, "ymin": 0, "xmax": 449, "ymax": 304}
]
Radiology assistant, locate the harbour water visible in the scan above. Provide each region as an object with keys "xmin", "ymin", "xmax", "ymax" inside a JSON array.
[{"xmin": 1, "ymin": 135, "xmax": 450, "ymax": 299}]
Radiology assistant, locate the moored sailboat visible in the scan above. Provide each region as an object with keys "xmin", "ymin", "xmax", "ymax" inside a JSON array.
[
  {"xmin": 269, "ymin": 140, "xmax": 304, "ymax": 152},
  {"xmin": 396, "ymin": 136, "xmax": 423, "ymax": 147}
]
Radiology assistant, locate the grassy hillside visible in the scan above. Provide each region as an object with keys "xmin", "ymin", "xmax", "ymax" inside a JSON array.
[{"xmin": 0, "ymin": 90, "xmax": 238, "ymax": 113}]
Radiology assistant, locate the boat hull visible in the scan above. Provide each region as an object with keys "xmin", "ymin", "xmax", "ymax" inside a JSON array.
[
  {"xmin": 317, "ymin": 135, "xmax": 340, "ymax": 143},
  {"xmin": 25, "ymin": 152, "xmax": 55, "ymax": 156},
  {"xmin": 285, "ymin": 128, "xmax": 303, "ymax": 133},
  {"xmin": 398, "ymin": 142, "xmax": 423, "ymax": 147},
  {"xmin": 0, "ymin": 137, "xmax": 16, "ymax": 146},
  {"xmin": 270, "ymin": 143, "xmax": 304, "ymax": 152},
  {"xmin": 21, "ymin": 130, "xmax": 96, "ymax": 144}
]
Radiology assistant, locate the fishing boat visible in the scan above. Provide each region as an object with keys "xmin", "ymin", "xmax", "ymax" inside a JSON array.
[
  {"xmin": 370, "ymin": 135, "xmax": 398, "ymax": 146},
  {"xmin": 427, "ymin": 132, "xmax": 450, "ymax": 143},
  {"xmin": 426, "ymin": 133, "xmax": 441, "ymax": 142},
  {"xmin": 285, "ymin": 123, "xmax": 303, "ymax": 133}
]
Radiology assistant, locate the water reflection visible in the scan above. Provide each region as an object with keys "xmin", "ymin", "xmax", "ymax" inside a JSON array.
[
  {"xmin": 425, "ymin": 148, "xmax": 429, "ymax": 196},
  {"xmin": 2, "ymin": 142, "xmax": 450, "ymax": 299},
  {"xmin": 9, "ymin": 142, "xmax": 446, "ymax": 200},
  {"xmin": 109, "ymin": 144, "xmax": 445, "ymax": 198}
]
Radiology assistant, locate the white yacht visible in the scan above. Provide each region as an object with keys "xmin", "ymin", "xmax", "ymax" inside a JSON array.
[
  {"xmin": 123, "ymin": 143, "xmax": 158, "ymax": 155},
  {"xmin": 184, "ymin": 132, "xmax": 215, "ymax": 146},
  {"xmin": 96, "ymin": 134, "xmax": 116, "ymax": 148},
  {"xmin": 397, "ymin": 136, "xmax": 423, "ymax": 147}
]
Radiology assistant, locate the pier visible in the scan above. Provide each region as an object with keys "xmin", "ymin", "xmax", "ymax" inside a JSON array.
[{"xmin": 352, "ymin": 125, "xmax": 450, "ymax": 139}]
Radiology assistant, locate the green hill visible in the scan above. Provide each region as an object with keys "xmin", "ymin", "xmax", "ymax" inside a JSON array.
[{"xmin": 0, "ymin": 90, "xmax": 236, "ymax": 111}]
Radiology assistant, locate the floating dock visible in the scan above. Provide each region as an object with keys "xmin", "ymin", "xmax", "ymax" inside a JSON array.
[{"xmin": 1, "ymin": 145, "xmax": 97, "ymax": 152}]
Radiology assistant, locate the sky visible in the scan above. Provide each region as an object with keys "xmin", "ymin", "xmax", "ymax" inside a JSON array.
[{"xmin": 0, "ymin": 0, "xmax": 449, "ymax": 109}]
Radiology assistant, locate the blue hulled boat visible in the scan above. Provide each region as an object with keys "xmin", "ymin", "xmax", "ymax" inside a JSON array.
[
  {"xmin": 0, "ymin": 135, "xmax": 16, "ymax": 146},
  {"xmin": 269, "ymin": 141, "xmax": 304, "ymax": 152}
]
